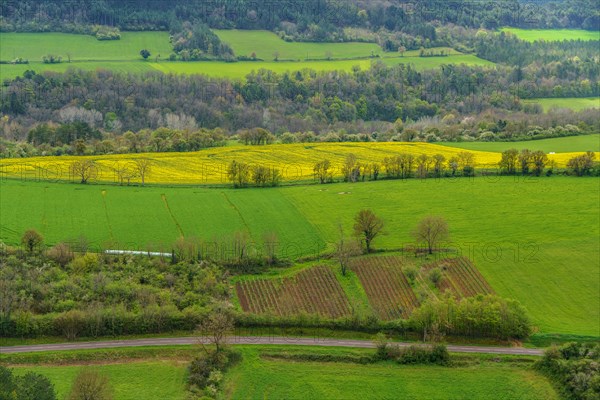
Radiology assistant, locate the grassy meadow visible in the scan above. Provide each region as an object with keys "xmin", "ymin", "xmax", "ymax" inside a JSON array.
[
  {"xmin": 6, "ymin": 347, "xmax": 558, "ymax": 400},
  {"xmin": 0, "ymin": 31, "xmax": 493, "ymax": 81},
  {"xmin": 224, "ymin": 347, "xmax": 558, "ymax": 400},
  {"xmin": 501, "ymin": 28, "xmax": 600, "ymax": 42},
  {"xmin": 214, "ymin": 29, "xmax": 382, "ymax": 60},
  {"xmin": 1, "ymin": 176, "xmax": 598, "ymax": 336},
  {"xmin": 524, "ymin": 97, "xmax": 600, "ymax": 112},
  {"xmin": 440, "ymin": 134, "xmax": 600, "ymax": 153},
  {"xmin": 11, "ymin": 360, "xmax": 188, "ymax": 400}
]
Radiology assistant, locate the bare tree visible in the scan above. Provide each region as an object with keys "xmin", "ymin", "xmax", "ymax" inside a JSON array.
[
  {"xmin": 68, "ymin": 368, "xmax": 113, "ymax": 400},
  {"xmin": 353, "ymin": 209, "xmax": 384, "ymax": 253},
  {"xmin": 70, "ymin": 160, "xmax": 97, "ymax": 184},
  {"xmin": 412, "ymin": 216, "xmax": 449, "ymax": 255},
  {"xmin": 336, "ymin": 225, "xmax": 360, "ymax": 276},
  {"xmin": 197, "ymin": 309, "xmax": 235, "ymax": 354},
  {"xmin": 134, "ymin": 158, "xmax": 152, "ymax": 186}
]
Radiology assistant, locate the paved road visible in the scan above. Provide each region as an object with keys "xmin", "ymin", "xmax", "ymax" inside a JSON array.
[{"xmin": 0, "ymin": 336, "xmax": 544, "ymax": 356}]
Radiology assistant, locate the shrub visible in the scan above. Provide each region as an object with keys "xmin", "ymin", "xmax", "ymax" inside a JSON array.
[
  {"xmin": 385, "ymin": 344, "xmax": 449, "ymax": 365},
  {"xmin": 428, "ymin": 267, "xmax": 443, "ymax": 284},
  {"xmin": 68, "ymin": 368, "xmax": 113, "ymax": 400}
]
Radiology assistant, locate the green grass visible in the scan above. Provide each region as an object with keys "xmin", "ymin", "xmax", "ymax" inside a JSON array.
[
  {"xmin": 0, "ymin": 179, "xmax": 326, "ymax": 257},
  {"xmin": 5, "ymin": 346, "xmax": 557, "ymax": 400},
  {"xmin": 501, "ymin": 28, "xmax": 600, "ymax": 42},
  {"xmin": 0, "ymin": 32, "xmax": 172, "ymax": 62},
  {"xmin": 1, "ymin": 176, "xmax": 598, "ymax": 337},
  {"xmin": 215, "ymin": 29, "xmax": 382, "ymax": 60},
  {"xmin": 0, "ymin": 31, "xmax": 494, "ymax": 81},
  {"xmin": 11, "ymin": 360, "xmax": 188, "ymax": 400},
  {"xmin": 439, "ymin": 134, "xmax": 600, "ymax": 153},
  {"xmin": 225, "ymin": 347, "xmax": 558, "ymax": 400},
  {"xmin": 524, "ymin": 97, "xmax": 600, "ymax": 112}
]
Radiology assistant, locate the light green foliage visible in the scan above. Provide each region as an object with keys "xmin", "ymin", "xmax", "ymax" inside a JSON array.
[
  {"xmin": 524, "ymin": 98, "xmax": 600, "ymax": 112},
  {"xmin": 501, "ymin": 28, "xmax": 600, "ymax": 42}
]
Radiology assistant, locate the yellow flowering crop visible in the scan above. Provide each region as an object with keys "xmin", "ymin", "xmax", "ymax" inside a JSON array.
[{"xmin": 0, "ymin": 142, "xmax": 582, "ymax": 185}]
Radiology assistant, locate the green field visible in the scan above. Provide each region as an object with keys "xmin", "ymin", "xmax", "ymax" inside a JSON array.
[
  {"xmin": 225, "ymin": 348, "xmax": 558, "ymax": 400},
  {"xmin": 1, "ymin": 176, "xmax": 598, "ymax": 336},
  {"xmin": 214, "ymin": 29, "xmax": 382, "ymax": 60},
  {"xmin": 501, "ymin": 28, "xmax": 600, "ymax": 42},
  {"xmin": 524, "ymin": 97, "xmax": 600, "ymax": 112},
  {"xmin": 12, "ymin": 360, "xmax": 187, "ymax": 400},
  {"xmin": 8, "ymin": 347, "xmax": 558, "ymax": 400},
  {"xmin": 0, "ymin": 31, "xmax": 494, "ymax": 81},
  {"xmin": 440, "ymin": 134, "xmax": 600, "ymax": 153},
  {"xmin": 0, "ymin": 32, "xmax": 172, "ymax": 62}
]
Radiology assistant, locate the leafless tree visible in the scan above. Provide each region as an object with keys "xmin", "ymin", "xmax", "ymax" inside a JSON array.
[{"xmin": 412, "ymin": 216, "xmax": 449, "ymax": 255}]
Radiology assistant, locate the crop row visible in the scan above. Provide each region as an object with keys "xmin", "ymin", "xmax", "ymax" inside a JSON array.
[
  {"xmin": 431, "ymin": 257, "xmax": 494, "ymax": 298},
  {"xmin": 350, "ymin": 255, "xmax": 419, "ymax": 320},
  {"xmin": 235, "ymin": 265, "xmax": 351, "ymax": 318}
]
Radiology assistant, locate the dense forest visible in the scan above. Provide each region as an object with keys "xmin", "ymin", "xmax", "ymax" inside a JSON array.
[
  {"xmin": 1, "ymin": 0, "xmax": 598, "ymax": 35},
  {"xmin": 0, "ymin": 59, "xmax": 597, "ymax": 156}
]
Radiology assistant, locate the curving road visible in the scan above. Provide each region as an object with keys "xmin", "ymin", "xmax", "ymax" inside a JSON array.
[{"xmin": 0, "ymin": 336, "xmax": 544, "ymax": 356}]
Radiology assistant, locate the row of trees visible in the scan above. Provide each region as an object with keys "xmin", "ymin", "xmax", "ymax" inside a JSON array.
[{"xmin": 227, "ymin": 160, "xmax": 281, "ymax": 188}]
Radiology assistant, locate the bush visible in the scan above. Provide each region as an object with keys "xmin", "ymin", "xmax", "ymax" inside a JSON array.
[
  {"xmin": 0, "ymin": 365, "xmax": 56, "ymax": 400},
  {"xmin": 536, "ymin": 342, "xmax": 600, "ymax": 400},
  {"xmin": 428, "ymin": 267, "xmax": 443, "ymax": 284},
  {"xmin": 68, "ymin": 368, "xmax": 113, "ymax": 400},
  {"xmin": 385, "ymin": 344, "xmax": 450, "ymax": 365}
]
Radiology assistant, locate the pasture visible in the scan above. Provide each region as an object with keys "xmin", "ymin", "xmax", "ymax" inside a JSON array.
[
  {"xmin": 225, "ymin": 347, "xmax": 558, "ymax": 400},
  {"xmin": 0, "ymin": 31, "xmax": 494, "ymax": 81},
  {"xmin": 440, "ymin": 134, "xmax": 600, "ymax": 153},
  {"xmin": 214, "ymin": 29, "xmax": 382, "ymax": 60},
  {"xmin": 11, "ymin": 360, "xmax": 188, "ymax": 400},
  {"xmin": 0, "ymin": 176, "xmax": 598, "ymax": 336},
  {"xmin": 500, "ymin": 28, "xmax": 600, "ymax": 42},
  {"xmin": 5, "ymin": 347, "xmax": 559, "ymax": 400},
  {"xmin": 524, "ymin": 97, "xmax": 600, "ymax": 112}
]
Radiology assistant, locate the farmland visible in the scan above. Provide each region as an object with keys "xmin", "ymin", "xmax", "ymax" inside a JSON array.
[
  {"xmin": 0, "ymin": 30, "xmax": 494, "ymax": 81},
  {"xmin": 0, "ymin": 142, "xmax": 583, "ymax": 186},
  {"xmin": 235, "ymin": 266, "xmax": 351, "ymax": 318},
  {"xmin": 349, "ymin": 256, "xmax": 418, "ymax": 320},
  {"xmin": 214, "ymin": 29, "xmax": 382, "ymax": 60},
  {"xmin": 425, "ymin": 257, "xmax": 495, "ymax": 298},
  {"xmin": 1, "ymin": 176, "xmax": 598, "ymax": 336},
  {"xmin": 440, "ymin": 134, "xmax": 600, "ymax": 153},
  {"xmin": 523, "ymin": 97, "xmax": 600, "ymax": 112},
  {"xmin": 500, "ymin": 28, "xmax": 600, "ymax": 42}
]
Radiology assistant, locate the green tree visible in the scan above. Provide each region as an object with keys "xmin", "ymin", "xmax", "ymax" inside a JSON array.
[
  {"xmin": 499, "ymin": 148, "xmax": 519, "ymax": 175},
  {"xmin": 21, "ymin": 229, "xmax": 43, "ymax": 253},
  {"xmin": 139, "ymin": 49, "xmax": 151, "ymax": 60},
  {"xmin": 353, "ymin": 209, "xmax": 384, "ymax": 253}
]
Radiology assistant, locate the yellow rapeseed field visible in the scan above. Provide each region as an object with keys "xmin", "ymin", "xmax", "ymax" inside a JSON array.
[{"xmin": 0, "ymin": 142, "xmax": 582, "ymax": 185}]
